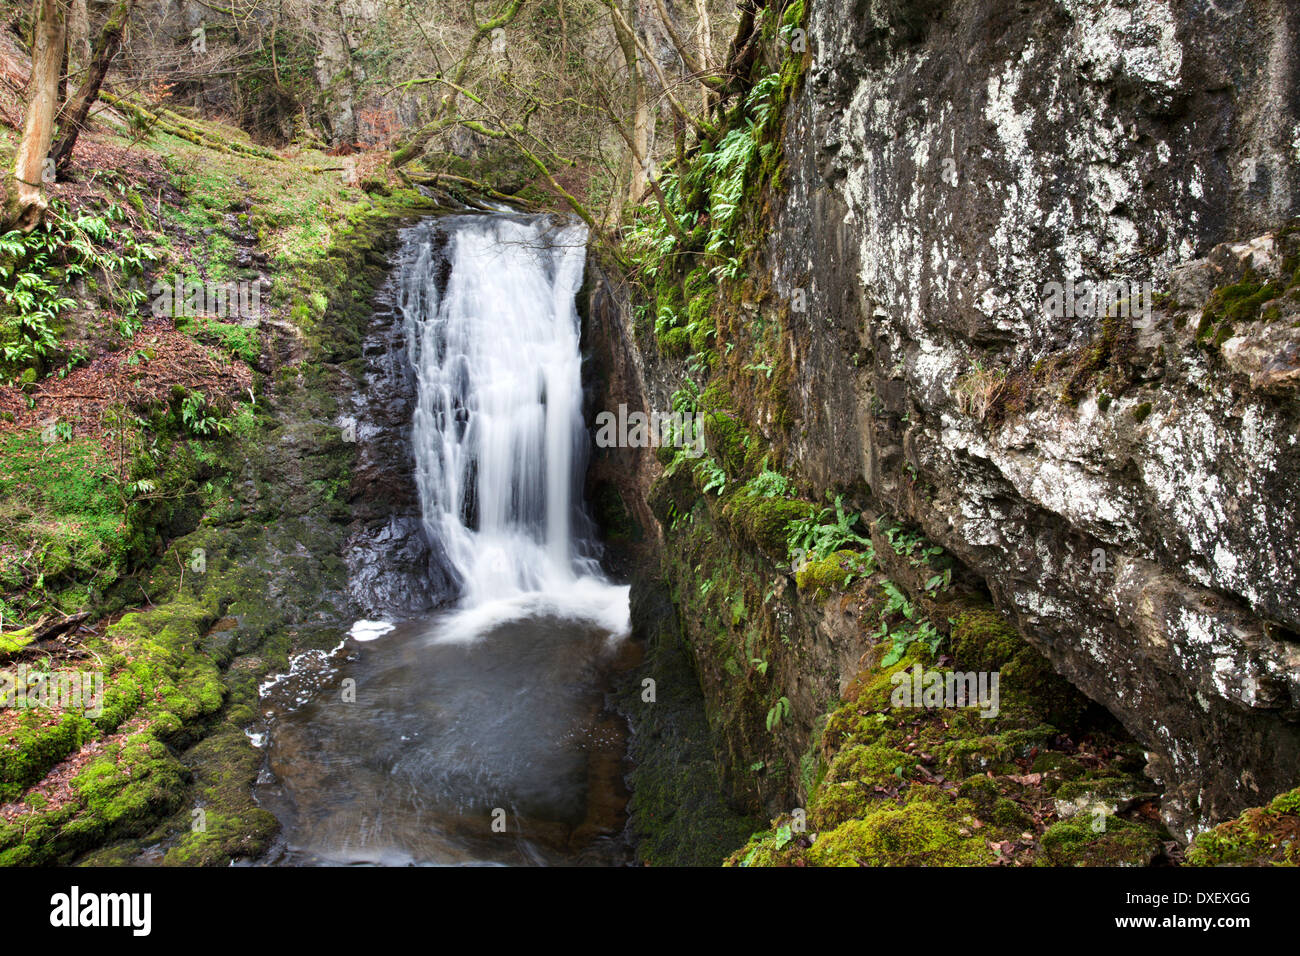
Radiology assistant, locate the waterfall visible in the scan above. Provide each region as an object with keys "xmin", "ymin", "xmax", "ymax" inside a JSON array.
[{"xmin": 396, "ymin": 213, "xmax": 628, "ymax": 641}]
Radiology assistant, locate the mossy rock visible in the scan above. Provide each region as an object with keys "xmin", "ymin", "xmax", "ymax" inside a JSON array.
[
  {"xmin": 0, "ymin": 712, "xmax": 96, "ymax": 802},
  {"xmin": 794, "ymin": 549, "xmax": 860, "ymax": 598},
  {"xmin": 162, "ymin": 730, "xmax": 279, "ymax": 865},
  {"xmin": 698, "ymin": 380, "xmax": 758, "ymax": 479},
  {"xmin": 811, "ymin": 742, "xmax": 914, "ymax": 829},
  {"xmin": 947, "ymin": 605, "xmax": 1091, "ymax": 728},
  {"xmin": 807, "ymin": 798, "xmax": 991, "ymax": 866},
  {"xmin": 1187, "ymin": 786, "xmax": 1300, "ymax": 866},
  {"xmin": 657, "ymin": 326, "xmax": 692, "ymax": 357},
  {"xmin": 1035, "ymin": 816, "xmax": 1162, "ymax": 866},
  {"xmin": 734, "ymin": 584, "xmax": 1167, "ymax": 867},
  {"xmin": 722, "ymin": 492, "xmax": 816, "ymax": 559},
  {"xmin": 647, "ymin": 466, "xmax": 699, "ymax": 528}
]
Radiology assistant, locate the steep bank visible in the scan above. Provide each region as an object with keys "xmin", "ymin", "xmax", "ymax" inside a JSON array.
[
  {"xmin": 586, "ymin": 0, "xmax": 1300, "ymax": 862},
  {"xmin": 0, "ymin": 95, "xmax": 434, "ymax": 863}
]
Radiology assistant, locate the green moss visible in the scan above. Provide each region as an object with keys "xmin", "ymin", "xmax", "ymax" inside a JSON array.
[
  {"xmin": 1132, "ymin": 401, "xmax": 1153, "ymax": 424},
  {"xmin": 991, "ymin": 797, "xmax": 1033, "ymax": 829},
  {"xmin": 1187, "ymin": 786, "xmax": 1300, "ymax": 866},
  {"xmin": 176, "ymin": 314, "xmax": 262, "ymax": 364},
  {"xmin": 1055, "ymin": 308, "xmax": 1138, "ymax": 408},
  {"xmin": 728, "ymin": 582, "xmax": 1165, "ymax": 867},
  {"xmin": 1194, "ymin": 261, "xmax": 1300, "ymax": 350},
  {"xmin": 957, "ymin": 775, "xmax": 1002, "ymax": 812},
  {"xmin": 0, "ymin": 132, "xmax": 423, "ymax": 865},
  {"xmin": 0, "ymin": 624, "xmax": 36, "ymax": 660},
  {"xmin": 947, "ymin": 604, "xmax": 1089, "ymax": 727},
  {"xmin": 658, "ymin": 325, "xmax": 692, "ymax": 357},
  {"xmin": 794, "ymin": 549, "xmax": 859, "ymax": 598},
  {"xmin": 0, "ymin": 430, "xmax": 135, "ymax": 624},
  {"xmin": 619, "ymin": 580, "xmax": 762, "ymax": 865},
  {"xmin": 1055, "ymin": 774, "xmax": 1146, "ymax": 804},
  {"xmin": 0, "ymin": 711, "xmax": 96, "ymax": 801},
  {"xmin": 1202, "ymin": 268, "xmax": 1283, "ymax": 328},
  {"xmin": 810, "ymin": 742, "xmax": 914, "ymax": 828},
  {"xmin": 689, "ymin": 322, "xmax": 715, "ymax": 356},
  {"xmin": 722, "ymin": 491, "xmax": 816, "ymax": 557},
  {"xmin": 1036, "ymin": 816, "xmax": 1162, "ymax": 866},
  {"xmin": 806, "ymin": 798, "xmax": 991, "ymax": 866},
  {"xmin": 161, "ymin": 730, "xmax": 278, "ymax": 865},
  {"xmin": 1031, "ymin": 751, "xmax": 1085, "ymax": 779},
  {"xmin": 698, "ymin": 380, "xmax": 756, "ymax": 479}
]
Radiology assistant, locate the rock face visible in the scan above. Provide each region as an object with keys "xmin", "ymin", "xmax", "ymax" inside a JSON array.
[
  {"xmin": 311, "ymin": 0, "xmax": 381, "ymax": 145},
  {"xmin": 776, "ymin": 0, "xmax": 1300, "ymax": 841},
  {"xmin": 591, "ymin": 0, "xmax": 1300, "ymax": 844},
  {"xmin": 344, "ymin": 224, "xmax": 457, "ymax": 617}
]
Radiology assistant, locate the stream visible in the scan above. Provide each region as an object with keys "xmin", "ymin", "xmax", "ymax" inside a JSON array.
[{"xmin": 254, "ymin": 214, "xmax": 635, "ymax": 866}]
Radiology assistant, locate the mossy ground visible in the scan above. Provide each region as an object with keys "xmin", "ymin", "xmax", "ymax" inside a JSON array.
[
  {"xmin": 726, "ymin": 603, "xmax": 1169, "ymax": 867},
  {"xmin": 0, "ymin": 430, "xmax": 134, "ymax": 620},
  {"xmin": 0, "ymin": 104, "xmax": 431, "ymax": 865}
]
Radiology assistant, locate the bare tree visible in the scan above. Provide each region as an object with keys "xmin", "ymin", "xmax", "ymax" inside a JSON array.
[
  {"xmin": 68, "ymin": 0, "xmax": 90, "ymax": 70},
  {"xmin": 390, "ymin": 0, "xmax": 527, "ymax": 168},
  {"xmin": 51, "ymin": 0, "xmax": 137, "ymax": 172},
  {"xmin": 5, "ymin": 0, "xmax": 68, "ymax": 231}
]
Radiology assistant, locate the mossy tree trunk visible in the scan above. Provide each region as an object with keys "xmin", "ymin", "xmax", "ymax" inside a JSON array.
[
  {"xmin": 50, "ymin": 0, "xmax": 136, "ymax": 173},
  {"xmin": 390, "ymin": 0, "xmax": 525, "ymax": 168}
]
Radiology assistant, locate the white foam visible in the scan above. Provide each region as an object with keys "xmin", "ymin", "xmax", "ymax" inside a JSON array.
[
  {"xmin": 430, "ymin": 579, "xmax": 631, "ymax": 645},
  {"xmin": 350, "ymin": 619, "xmax": 396, "ymax": 642}
]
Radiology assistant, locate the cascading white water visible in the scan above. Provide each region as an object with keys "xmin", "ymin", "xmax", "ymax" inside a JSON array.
[{"xmin": 398, "ymin": 213, "xmax": 628, "ymax": 640}]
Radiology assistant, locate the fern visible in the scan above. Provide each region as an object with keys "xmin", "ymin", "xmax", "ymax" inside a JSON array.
[
  {"xmin": 787, "ymin": 494, "xmax": 872, "ymax": 564},
  {"xmin": 747, "ymin": 462, "xmax": 792, "ymax": 499},
  {"xmin": 0, "ymin": 201, "xmax": 159, "ymax": 367},
  {"xmin": 695, "ymin": 457, "xmax": 727, "ymax": 495}
]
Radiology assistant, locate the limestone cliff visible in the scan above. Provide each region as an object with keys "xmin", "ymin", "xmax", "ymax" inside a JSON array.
[{"xmin": 590, "ymin": 0, "xmax": 1300, "ymax": 849}]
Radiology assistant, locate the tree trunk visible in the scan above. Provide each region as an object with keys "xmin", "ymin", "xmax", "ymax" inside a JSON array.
[
  {"xmin": 5, "ymin": 0, "xmax": 68, "ymax": 232},
  {"xmin": 50, "ymin": 0, "xmax": 134, "ymax": 173},
  {"xmin": 609, "ymin": 0, "xmax": 650, "ymax": 202},
  {"xmin": 68, "ymin": 0, "xmax": 91, "ymax": 71},
  {"xmin": 695, "ymin": 0, "xmax": 712, "ymax": 115}
]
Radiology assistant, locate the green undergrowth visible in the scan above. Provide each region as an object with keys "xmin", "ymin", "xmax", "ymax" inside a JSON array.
[
  {"xmin": 0, "ymin": 390, "xmax": 257, "ymax": 628},
  {"xmin": 624, "ymin": 0, "xmax": 807, "ymax": 433},
  {"xmin": 0, "ymin": 431, "xmax": 134, "ymax": 622},
  {"xmin": 0, "ymin": 201, "xmax": 159, "ymax": 374},
  {"xmin": 1187, "ymin": 786, "xmax": 1300, "ymax": 866},
  {"xmin": 173, "ymin": 314, "xmax": 262, "ymax": 364},
  {"xmin": 0, "ymin": 114, "xmax": 425, "ymax": 862},
  {"xmin": 143, "ymin": 131, "xmax": 425, "ymax": 352}
]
